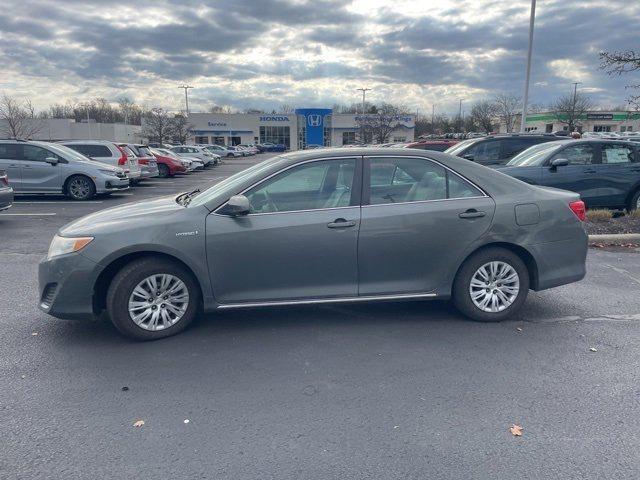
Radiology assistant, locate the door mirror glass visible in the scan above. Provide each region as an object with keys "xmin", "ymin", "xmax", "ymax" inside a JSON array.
[
  {"xmin": 550, "ymin": 158, "xmax": 569, "ymax": 168},
  {"xmin": 224, "ymin": 195, "xmax": 250, "ymax": 216},
  {"xmin": 45, "ymin": 157, "xmax": 59, "ymax": 165}
]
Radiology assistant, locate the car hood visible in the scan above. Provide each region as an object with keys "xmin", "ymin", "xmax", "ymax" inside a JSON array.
[{"xmin": 60, "ymin": 194, "xmax": 187, "ymax": 236}]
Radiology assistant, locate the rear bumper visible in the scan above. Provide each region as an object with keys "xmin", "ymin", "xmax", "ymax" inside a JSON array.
[
  {"xmin": 140, "ymin": 165, "xmax": 160, "ymax": 178},
  {"xmin": 527, "ymin": 232, "xmax": 588, "ymax": 291},
  {"xmin": 0, "ymin": 187, "xmax": 13, "ymax": 211}
]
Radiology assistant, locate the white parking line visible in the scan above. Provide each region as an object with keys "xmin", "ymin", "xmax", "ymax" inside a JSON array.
[
  {"xmin": 15, "ymin": 201, "xmax": 104, "ymax": 204},
  {"xmin": 0, "ymin": 213, "xmax": 57, "ymax": 216},
  {"xmin": 111, "ymin": 193, "xmax": 134, "ymax": 196}
]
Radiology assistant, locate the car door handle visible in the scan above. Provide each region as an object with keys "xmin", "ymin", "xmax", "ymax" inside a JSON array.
[
  {"xmin": 327, "ymin": 218, "xmax": 356, "ymax": 228},
  {"xmin": 459, "ymin": 209, "xmax": 486, "ymax": 219}
]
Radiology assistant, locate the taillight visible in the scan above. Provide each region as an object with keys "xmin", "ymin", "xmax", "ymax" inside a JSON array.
[
  {"xmin": 138, "ymin": 158, "xmax": 149, "ymax": 165},
  {"xmin": 116, "ymin": 145, "xmax": 128, "ymax": 165},
  {"xmin": 569, "ymin": 200, "xmax": 586, "ymax": 221}
]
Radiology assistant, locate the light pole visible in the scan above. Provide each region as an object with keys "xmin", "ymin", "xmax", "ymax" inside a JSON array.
[
  {"xmin": 178, "ymin": 84, "xmax": 193, "ymax": 115},
  {"xmin": 357, "ymin": 87, "xmax": 371, "ymax": 142},
  {"xmin": 520, "ymin": 0, "xmax": 537, "ymax": 133},
  {"xmin": 571, "ymin": 82, "xmax": 581, "ymax": 132}
]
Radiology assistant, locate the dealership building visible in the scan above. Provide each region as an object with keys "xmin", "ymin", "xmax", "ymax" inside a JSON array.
[
  {"xmin": 187, "ymin": 108, "xmax": 415, "ymax": 150},
  {"xmin": 518, "ymin": 111, "xmax": 640, "ymax": 134}
]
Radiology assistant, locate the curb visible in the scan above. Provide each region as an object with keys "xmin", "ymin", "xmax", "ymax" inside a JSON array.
[{"xmin": 588, "ymin": 233, "xmax": 640, "ymax": 245}]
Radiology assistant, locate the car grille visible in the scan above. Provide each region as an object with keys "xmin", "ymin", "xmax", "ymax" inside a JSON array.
[
  {"xmin": 40, "ymin": 283, "xmax": 58, "ymax": 308},
  {"xmin": 115, "ymin": 171, "xmax": 127, "ymax": 179}
]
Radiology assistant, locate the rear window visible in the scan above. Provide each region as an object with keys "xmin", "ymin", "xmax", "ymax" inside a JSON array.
[
  {"xmin": 0, "ymin": 143, "xmax": 19, "ymax": 159},
  {"xmin": 66, "ymin": 144, "xmax": 112, "ymax": 158},
  {"xmin": 137, "ymin": 146, "xmax": 153, "ymax": 156}
]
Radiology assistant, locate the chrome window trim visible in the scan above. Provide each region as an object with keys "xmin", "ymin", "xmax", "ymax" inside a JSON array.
[
  {"xmin": 212, "ymin": 155, "xmax": 360, "ymax": 216},
  {"xmin": 364, "ymin": 154, "xmax": 490, "ymax": 200},
  {"xmin": 361, "ymin": 195, "xmax": 489, "ymax": 209},
  {"xmin": 217, "ymin": 291, "xmax": 437, "ymax": 309}
]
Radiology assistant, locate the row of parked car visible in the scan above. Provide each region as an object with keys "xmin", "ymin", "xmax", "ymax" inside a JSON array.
[{"xmin": 0, "ymin": 139, "xmax": 264, "ymax": 205}]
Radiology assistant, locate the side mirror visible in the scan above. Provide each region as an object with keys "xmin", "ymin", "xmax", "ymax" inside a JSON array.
[
  {"xmin": 550, "ymin": 158, "xmax": 569, "ymax": 168},
  {"xmin": 223, "ymin": 195, "xmax": 250, "ymax": 216},
  {"xmin": 45, "ymin": 157, "xmax": 59, "ymax": 165},
  {"xmin": 462, "ymin": 153, "xmax": 475, "ymax": 161}
]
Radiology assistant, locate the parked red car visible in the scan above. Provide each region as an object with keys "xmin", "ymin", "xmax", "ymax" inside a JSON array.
[
  {"xmin": 150, "ymin": 149, "xmax": 188, "ymax": 177},
  {"xmin": 405, "ymin": 140, "xmax": 459, "ymax": 152}
]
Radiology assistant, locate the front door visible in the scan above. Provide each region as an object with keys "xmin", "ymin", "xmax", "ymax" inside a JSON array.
[
  {"xmin": 206, "ymin": 157, "xmax": 361, "ymax": 304},
  {"xmin": 358, "ymin": 156, "xmax": 495, "ymax": 295},
  {"xmin": 541, "ymin": 143, "xmax": 600, "ymax": 206},
  {"xmin": 18, "ymin": 144, "xmax": 62, "ymax": 193}
]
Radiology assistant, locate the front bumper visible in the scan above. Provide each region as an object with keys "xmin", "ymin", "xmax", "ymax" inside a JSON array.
[
  {"xmin": 0, "ymin": 186, "xmax": 14, "ymax": 211},
  {"xmin": 97, "ymin": 176, "xmax": 129, "ymax": 193},
  {"xmin": 38, "ymin": 252, "xmax": 101, "ymax": 321}
]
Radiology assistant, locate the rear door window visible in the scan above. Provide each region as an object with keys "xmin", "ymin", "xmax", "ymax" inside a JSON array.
[
  {"xmin": 601, "ymin": 144, "xmax": 634, "ymax": 164},
  {"xmin": 501, "ymin": 138, "xmax": 540, "ymax": 159},
  {"xmin": 66, "ymin": 144, "xmax": 111, "ymax": 157}
]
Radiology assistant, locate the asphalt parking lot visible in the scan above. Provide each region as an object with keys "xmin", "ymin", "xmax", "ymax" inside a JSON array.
[{"xmin": 1, "ymin": 154, "xmax": 640, "ymax": 479}]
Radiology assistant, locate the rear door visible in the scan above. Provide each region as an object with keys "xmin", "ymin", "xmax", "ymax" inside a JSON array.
[
  {"xmin": 0, "ymin": 143, "xmax": 21, "ymax": 189},
  {"xmin": 595, "ymin": 142, "xmax": 639, "ymax": 207},
  {"xmin": 461, "ymin": 139, "xmax": 502, "ymax": 165},
  {"xmin": 541, "ymin": 143, "xmax": 600, "ymax": 206},
  {"xmin": 358, "ymin": 155, "xmax": 495, "ymax": 295}
]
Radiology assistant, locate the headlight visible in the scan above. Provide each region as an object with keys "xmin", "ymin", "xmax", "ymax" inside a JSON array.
[
  {"xmin": 47, "ymin": 235, "xmax": 94, "ymax": 260},
  {"xmin": 99, "ymin": 169, "xmax": 119, "ymax": 177}
]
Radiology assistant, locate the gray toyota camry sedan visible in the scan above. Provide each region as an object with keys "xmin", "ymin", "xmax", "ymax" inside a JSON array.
[{"xmin": 39, "ymin": 148, "xmax": 588, "ymax": 340}]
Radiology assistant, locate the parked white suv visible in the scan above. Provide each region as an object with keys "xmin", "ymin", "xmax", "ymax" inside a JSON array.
[
  {"xmin": 170, "ymin": 145, "xmax": 219, "ymax": 166},
  {"xmin": 60, "ymin": 141, "xmax": 142, "ymax": 182}
]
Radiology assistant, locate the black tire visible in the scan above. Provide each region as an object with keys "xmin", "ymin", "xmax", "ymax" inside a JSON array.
[
  {"xmin": 65, "ymin": 175, "xmax": 96, "ymax": 200},
  {"xmin": 627, "ymin": 189, "xmax": 640, "ymax": 212},
  {"xmin": 452, "ymin": 247, "xmax": 529, "ymax": 322},
  {"xmin": 106, "ymin": 257, "xmax": 201, "ymax": 341},
  {"xmin": 158, "ymin": 163, "xmax": 171, "ymax": 178}
]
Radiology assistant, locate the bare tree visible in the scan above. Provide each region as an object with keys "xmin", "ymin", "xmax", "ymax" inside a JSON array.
[
  {"xmin": 494, "ymin": 94, "xmax": 521, "ymax": 133},
  {"xmin": 142, "ymin": 108, "xmax": 173, "ymax": 145},
  {"xmin": 600, "ymin": 50, "xmax": 640, "ymax": 109},
  {"xmin": 0, "ymin": 94, "xmax": 44, "ymax": 139},
  {"xmin": 169, "ymin": 113, "xmax": 193, "ymax": 144},
  {"xmin": 355, "ymin": 103, "xmax": 409, "ymax": 144},
  {"xmin": 549, "ymin": 92, "xmax": 594, "ymax": 132},
  {"xmin": 470, "ymin": 100, "xmax": 497, "ymax": 133}
]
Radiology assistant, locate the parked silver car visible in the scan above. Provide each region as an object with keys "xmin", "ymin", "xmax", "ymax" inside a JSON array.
[
  {"xmin": 61, "ymin": 140, "xmax": 142, "ymax": 181},
  {"xmin": 0, "ymin": 169, "xmax": 13, "ymax": 211},
  {"xmin": 119, "ymin": 144, "xmax": 159, "ymax": 181},
  {"xmin": 39, "ymin": 148, "xmax": 587, "ymax": 340},
  {"xmin": 204, "ymin": 144, "xmax": 243, "ymax": 157},
  {"xmin": 171, "ymin": 145, "xmax": 219, "ymax": 166},
  {"xmin": 0, "ymin": 140, "xmax": 128, "ymax": 200}
]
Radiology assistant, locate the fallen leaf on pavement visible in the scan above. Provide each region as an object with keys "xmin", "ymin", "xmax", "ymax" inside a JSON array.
[
  {"xmin": 589, "ymin": 347, "xmax": 597, "ymax": 352},
  {"xmin": 31, "ymin": 332, "xmax": 38, "ymax": 336},
  {"xmin": 132, "ymin": 419, "xmax": 145, "ymax": 427},
  {"xmin": 516, "ymin": 327, "xmax": 523, "ymax": 332},
  {"xmin": 184, "ymin": 419, "xmax": 190, "ymax": 424},
  {"xmin": 509, "ymin": 424, "xmax": 523, "ymax": 436},
  {"xmin": 121, "ymin": 386, "xmax": 129, "ymax": 391}
]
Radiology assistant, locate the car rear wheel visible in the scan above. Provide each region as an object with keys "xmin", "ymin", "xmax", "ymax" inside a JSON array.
[
  {"xmin": 65, "ymin": 175, "xmax": 96, "ymax": 200},
  {"xmin": 106, "ymin": 257, "xmax": 200, "ymax": 340},
  {"xmin": 452, "ymin": 247, "xmax": 529, "ymax": 322},
  {"xmin": 157, "ymin": 163, "xmax": 171, "ymax": 178}
]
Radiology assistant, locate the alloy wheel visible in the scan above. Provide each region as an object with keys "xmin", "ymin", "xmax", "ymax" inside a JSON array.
[
  {"xmin": 68, "ymin": 178, "xmax": 91, "ymax": 199},
  {"xmin": 128, "ymin": 274, "xmax": 190, "ymax": 331},
  {"xmin": 469, "ymin": 261, "xmax": 520, "ymax": 313}
]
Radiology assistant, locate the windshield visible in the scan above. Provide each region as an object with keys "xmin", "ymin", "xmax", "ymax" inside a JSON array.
[
  {"xmin": 445, "ymin": 138, "xmax": 479, "ymax": 155},
  {"xmin": 506, "ymin": 141, "xmax": 565, "ymax": 166},
  {"xmin": 188, "ymin": 155, "xmax": 286, "ymax": 208}
]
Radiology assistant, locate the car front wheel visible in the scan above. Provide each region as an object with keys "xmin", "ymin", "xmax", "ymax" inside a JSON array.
[
  {"xmin": 628, "ymin": 189, "xmax": 640, "ymax": 212},
  {"xmin": 452, "ymin": 247, "xmax": 529, "ymax": 322},
  {"xmin": 66, "ymin": 175, "xmax": 96, "ymax": 200},
  {"xmin": 106, "ymin": 257, "xmax": 201, "ymax": 340}
]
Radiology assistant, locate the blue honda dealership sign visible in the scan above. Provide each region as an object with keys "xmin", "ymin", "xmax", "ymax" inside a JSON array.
[{"xmin": 295, "ymin": 108, "xmax": 332, "ymax": 146}]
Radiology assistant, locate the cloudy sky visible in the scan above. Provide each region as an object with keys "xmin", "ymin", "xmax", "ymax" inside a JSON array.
[{"xmin": 1, "ymin": 0, "xmax": 638, "ymax": 115}]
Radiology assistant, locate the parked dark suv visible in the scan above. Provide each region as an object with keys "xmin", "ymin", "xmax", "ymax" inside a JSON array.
[
  {"xmin": 445, "ymin": 134, "xmax": 568, "ymax": 166},
  {"xmin": 497, "ymin": 139, "xmax": 640, "ymax": 210}
]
